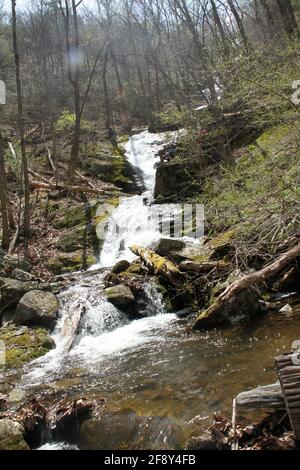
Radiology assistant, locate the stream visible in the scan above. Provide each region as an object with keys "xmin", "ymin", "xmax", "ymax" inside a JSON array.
[{"xmin": 3, "ymin": 130, "xmax": 300, "ymax": 450}]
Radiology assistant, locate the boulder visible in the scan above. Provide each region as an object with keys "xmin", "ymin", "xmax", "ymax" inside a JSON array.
[
  {"xmin": 0, "ymin": 325, "xmax": 55, "ymax": 368},
  {"xmin": 0, "ymin": 278, "xmax": 30, "ymax": 310},
  {"xmin": 154, "ymin": 160, "xmax": 202, "ymax": 200},
  {"xmin": 2, "ymin": 255, "xmax": 32, "ymax": 274},
  {"xmin": 192, "ymin": 287, "xmax": 263, "ymax": 330},
  {"xmin": 11, "ymin": 269, "xmax": 34, "ymax": 282},
  {"xmin": 111, "ymin": 260, "xmax": 131, "ymax": 274},
  {"xmin": 153, "ymin": 238, "xmax": 186, "ymax": 257},
  {"xmin": 47, "ymin": 252, "xmax": 96, "ymax": 275},
  {"xmin": 14, "ymin": 290, "xmax": 59, "ymax": 330},
  {"xmin": 0, "ymin": 419, "xmax": 29, "ymax": 450},
  {"xmin": 102, "ymin": 284, "xmax": 135, "ymax": 309}
]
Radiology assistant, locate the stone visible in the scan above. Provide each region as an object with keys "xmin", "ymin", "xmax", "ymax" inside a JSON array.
[
  {"xmin": 11, "ymin": 269, "xmax": 34, "ymax": 282},
  {"xmin": 3, "ymin": 256, "xmax": 32, "ymax": 273},
  {"xmin": 0, "ymin": 419, "xmax": 29, "ymax": 450},
  {"xmin": 47, "ymin": 252, "xmax": 96, "ymax": 275},
  {"xmin": 0, "ymin": 325, "xmax": 55, "ymax": 368},
  {"xmin": 111, "ymin": 260, "xmax": 131, "ymax": 274},
  {"xmin": 0, "ymin": 278, "xmax": 30, "ymax": 310},
  {"xmin": 192, "ymin": 287, "xmax": 263, "ymax": 330},
  {"xmin": 14, "ymin": 290, "xmax": 59, "ymax": 330},
  {"xmin": 102, "ymin": 285, "xmax": 135, "ymax": 308},
  {"xmin": 153, "ymin": 238, "xmax": 186, "ymax": 257}
]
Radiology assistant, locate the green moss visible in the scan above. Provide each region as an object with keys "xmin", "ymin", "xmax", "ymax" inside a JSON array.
[
  {"xmin": 149, "ymin": 104, "xmax": 187, "ymax": 133},
  {"xmin": 0, "ymin": 325, "xmax": 55, "ymax": 369},
  {"xmin": 55, "ymin": 110, "xmax": 92, "ymax": 133},
  {"xmin": 47, "ymin": 252, "xmax": 96, "ymax": 275}
]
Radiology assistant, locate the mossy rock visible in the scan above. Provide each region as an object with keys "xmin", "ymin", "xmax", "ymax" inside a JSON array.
[
  {"xmin": 0, "ymin": 325, "xmax": 55, "ymax": 369},
  {"xmin": 57, "ymin": 224, "xmax": 99, "ymax": 253},
  {"xmin": 46, "ymin": 252, "xmax": 97, "ymax": 275},
  {"xmin": 149, "ymin": 104, "xmax": 186, "ymax": 133},
  {"xmin": 53, "ymin": 201, "xmax": 98, "ymax": 229},
  {"xmin": 0, "ymin": 420, "xmax": 29, "ymax": 450},
  {"xmin": 192, "ymin": 230, "xmax": 235, "ymax": 263}
]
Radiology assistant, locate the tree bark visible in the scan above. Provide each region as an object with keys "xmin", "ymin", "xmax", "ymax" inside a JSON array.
[
  {"xmin": 11, "ymin": 0, "xmax": 31, "ymax": 255},
  {"xmin": 226, "ymin": 0, "xmax": 251, "ymax": 50},
  {"xmin": 0, "ymin": 131, "xmax": 10, "ymax": 250},
  {"xmin": 276, "ymin": 0, "xmax": 300, "ymax": 39}
]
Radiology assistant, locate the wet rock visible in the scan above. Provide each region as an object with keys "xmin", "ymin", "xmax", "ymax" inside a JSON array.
[
  {"xmin": 111, "ymin": 260, "xmax": 131, "ymax": 274},
  {"xmin": 103, "ymin": 284, "xmax": 135, "ymax": 310},
  {"xmin": 79, "ymin": 410, "xmax": 183, "ymax": 450},
  {"xmin": 279, "ymin": 304, "xmax": 293, "ymax": 314},
  {"xmin": 0, "ymin": 419, "xmax": 29, "ymax": 450},
  {"xmin": 153, "ymin": 238, "xmax": 186, "ymax": 257},
  {"xmin": 192, "ymin": 288, "xmax": 263, "ymax": 330},
  {"xmin": 186, "ymin": 431, "xmax": 229, "ymax": 450},
  {"xmin": 14, "ymin": 290, "xmax": 59, "ymax": 330},
  {"xmin": 0, "ymin": 325, "xmax": 55, "ymax": 368}
]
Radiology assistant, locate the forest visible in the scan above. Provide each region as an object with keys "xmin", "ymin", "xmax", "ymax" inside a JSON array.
[{"xmin": 1, "ymin": 0, "xmax": 300, "ymax": 454}]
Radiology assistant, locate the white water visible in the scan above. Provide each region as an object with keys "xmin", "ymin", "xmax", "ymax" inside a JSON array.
[
  {"xmin": 99, "ymin": 130, "xmax": 180, "ymax": 267},
  {"xmin": 22, "ymin": 130, "xmax": 183, "ymax": 386}
]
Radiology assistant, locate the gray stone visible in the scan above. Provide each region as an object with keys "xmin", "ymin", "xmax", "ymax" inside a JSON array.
[
  {"xmin": 11, "ymin": 269, "xmax": 34, "ymax": 282},
  {"xmin": 153, "ymin": 238, "xmax": 186, "ymax": 256},
  {"xmin": 14, "ymin": 290, "xmax": 59, "ymax": 330},
  {"xmin": 111, "ymin": 260, "xmax": 131, "ymax": 274},
  {"xmin": 0, "ymin": 419, "xmax": 29, "ymax": 450},
  {"xmin": 102, "ymin": 284, "xmax": 135, "ymax": 307}
]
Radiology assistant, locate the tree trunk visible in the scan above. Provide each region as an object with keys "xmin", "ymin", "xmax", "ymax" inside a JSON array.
[
  {"xmin": 227, "ymin": 0, "xmax": 251, "ymax": 50},
  {"xmin": 276, "ymin": 0, "xmax": 300, "ymax": 39},
  {"xmin": 0, "ymin": 131, "xmax": 10, "ymax": 250},
  {"xmin": 210, "ymin": 0, "xmax": 230, "ymax": 57},
  {"xmin": 11, "ymin": 0, "xmax": 30, "ymax": 255}
]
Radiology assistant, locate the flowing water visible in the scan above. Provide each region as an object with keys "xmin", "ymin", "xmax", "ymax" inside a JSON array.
[{"xmin": 3, "ymin": 130, "xmax": 300, "ymax": 450}]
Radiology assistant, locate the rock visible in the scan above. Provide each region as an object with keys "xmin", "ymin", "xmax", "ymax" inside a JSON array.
[
  {"xmin": 2, "ymin": 256, "xmax": 32, "ymax": 274},
  {"xmin": 14, "ymin": 290, "xmax": 59, "ymax": 330},
  {"xmin": 154, "ymin": 161, "xmax": 202, "ymax": 200},
  {"xmin": 47, "ymin": 252, "xmax": 96, "ymax": 275},
  {"xmin": 11, "ymin": 269, "xmax": 34, "ymax": 282},
  {"xmin": 102, "ymin": 284, "xmax": 135, "ymax": 309},
  {"xmin": 0, "ymin": 419, "xmax": 29, "ymax": 450},
  {"xmin": 80, "ymin": 410, "xmax": 183, "ymax": 450},
  {"xmin": 0, "ymin": 325, "xmax": 55, "ymax": 368},
  {"xmin": 179, "ymin": 260, "xmax": 230, "ymax": 273},
  {"xmin": 186, "ymin": 431, "xmax": 229, "ymax": 450},
  {"xmin": 153, "ymin": 238, "xmax": 186, "ymax": 257},
  {"xmin": 192, "ymin": 287, "xmax": 263, "ymax": 330},
  {"xmin": 111, "ymin": 260, "xmax": 131, "ymax": 274},
  {"xmin": 279, "ymin": 304, "xmax": 293, "ymax": 314},
  {"xmin": 0, "ymin": 278, "xmax": 29, "ymax": 310},
  {"xmin": 57, "ymin": 224, "xmax": 99, "ymax": 254}
]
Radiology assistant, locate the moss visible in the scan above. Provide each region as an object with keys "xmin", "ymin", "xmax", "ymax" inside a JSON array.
[
  {"xmin": 55, "ymin": 110, "xmax": 92, "ymax": 133},
  {"xmin": 0, "ymin": 325, "xmax": 55, "ymax": 368},
  {"xmin": 53, "ymin": 202, "xmax": 98, "ymax": 229},
  {"xmin": 149, "ymin": 104, "xmax": 187, "ymax": 133},
  {"xmin": 58, "ymin": 224, "xmax": 99, "ymax": 253},
  {"xmin": 47, "ymin": 252, "xmax": 96, "ymax": 275}
]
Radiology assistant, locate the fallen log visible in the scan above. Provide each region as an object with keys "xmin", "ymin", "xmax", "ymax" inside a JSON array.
[
  {"xmin": 219, "ymin": 243, "xmax": 300, "ymax": 304},
  {"xmin": 179, "ymin": 260, "xmax": 230, "ymax": 273},
  {"xmin": 236, "ymin": 382, "xmax": 285, "ymax": 410},
  {"xmin": 192, "ymin": 243, "xmax": 300, "ymax": 329},
  {"xmin": 130, "ymin": 245, "xmax": 185, "ymax": 288}
]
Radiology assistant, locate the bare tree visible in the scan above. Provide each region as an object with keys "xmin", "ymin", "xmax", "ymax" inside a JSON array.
[
  {"xmin": 0, "ymin": 130, "xmax": 9, "ymax": 250},
  {"xmin": 11, "ymin": 0, "xmax": 30, "ymax": 255},
  {"xmin": 276, "ymin": 0, "xmax": 300, "ymax": 39}
]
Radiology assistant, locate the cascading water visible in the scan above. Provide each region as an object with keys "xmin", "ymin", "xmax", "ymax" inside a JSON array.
[
  {"xmin": 11, "ymin": 128, "xmax": 300, "ymax": 451},
  {"xmin": 22, "ymin": 130, "xmax": 181, "ymax": 386}
]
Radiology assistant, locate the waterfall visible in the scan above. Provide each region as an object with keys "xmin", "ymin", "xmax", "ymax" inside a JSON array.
[{"xmin": 22, "ymin": 130, "xmax": 180, "ymax": 386}]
